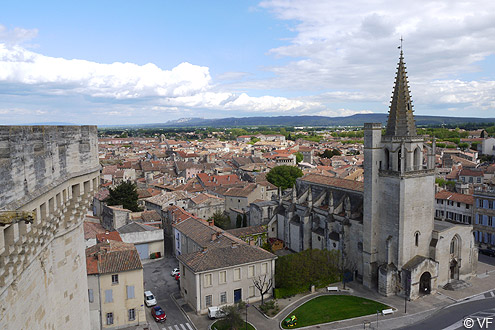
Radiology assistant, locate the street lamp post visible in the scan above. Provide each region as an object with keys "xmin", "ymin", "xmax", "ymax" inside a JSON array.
[{"xmin": 376, "ymin": 310, "xmax": 379, "ymax": 329}]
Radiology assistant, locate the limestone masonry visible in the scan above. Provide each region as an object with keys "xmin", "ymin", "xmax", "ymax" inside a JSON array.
[{"xmin": 0, "ymin": 126, "xmax": 100, "ymax": 330}]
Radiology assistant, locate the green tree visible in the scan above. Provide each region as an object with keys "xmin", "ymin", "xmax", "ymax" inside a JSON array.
[
  {"xmin": 210, "ymin": 211, "xmax": 231, "ymax": 230},
  {"xmin": 105, "ymin": 181, "xmax": 141, "ymax": 212},
  {"xmin": 295, "ymin": 152, "xmax": 303, "ymax": 163},
  {"xmin": 220, "ymin": 302, "xmax": 246, "ymax": 329},
  {"xmin": 266, "ymin": 165, "xmax": 303, "ymax": 190},
  {"xmin": 320, "ymin": 149, "xmax": 334, "ymax": 159}
]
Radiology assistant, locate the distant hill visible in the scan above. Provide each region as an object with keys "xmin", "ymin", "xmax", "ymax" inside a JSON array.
[{"xmin": 103, "ymin": 114, "xmax": 495, "ymax": 129}]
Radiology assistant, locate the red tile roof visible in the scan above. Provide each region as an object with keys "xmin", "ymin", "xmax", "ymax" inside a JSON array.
[
  {"xmin": 435, "ymin": 190, "xmax": 474, "ymax": 205},
  {"xmin": 86, "ymin": 241, "xmax": 142, "ymax": 275},
  {"xmin": 96, "ymin": 231, "xmax": 123, "ymax": 243}
]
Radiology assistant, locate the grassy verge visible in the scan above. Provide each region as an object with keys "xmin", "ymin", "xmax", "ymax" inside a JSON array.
[
  {"xmin": 281, "ymin": 295, "xmax": 390, "ymax": 329},
  {"xmin": 211, "ymin": 319, "xmax": 256, "ymax": 330}
]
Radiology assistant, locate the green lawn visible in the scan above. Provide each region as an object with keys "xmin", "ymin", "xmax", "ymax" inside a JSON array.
[
  {"xmin": 211, "ymin": 319, "xmax": 256, "ymax": 330},
  {"xmin": 281, "ymin": 295, "xmax": 390, "ymax": 329}
]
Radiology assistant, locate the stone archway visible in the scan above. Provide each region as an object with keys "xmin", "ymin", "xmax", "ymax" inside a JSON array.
[{"xmin": 419, "ymin": 272, "xmax": 431, "ymax": 295}]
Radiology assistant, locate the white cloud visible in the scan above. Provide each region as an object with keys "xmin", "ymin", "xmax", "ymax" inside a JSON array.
[
  {"xmin": 0, "ymin": 44, "xmax": 212, "ymax": 99},
  {"xmin": 315, "ymin": 109, "xmax": 373, "ymax": 117},
  {"xmin": 0, "ymin": 24, "xmax": 38, "ymax": 45},
  {"xmin": 258, "ymin": 0, "xmax": 495, "ymax": 110},
  {"xmin": 162, "ymin": 91, "xmax": 325, "ymax": 113},
  {"xmin": 0, "ymin": 43, "xmax": 330, "ymax": 120}
]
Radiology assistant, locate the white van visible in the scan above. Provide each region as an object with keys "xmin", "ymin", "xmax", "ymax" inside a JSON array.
[{"xmin": 207, "ymin": 306, "xmax": 225, "ymax": 319}]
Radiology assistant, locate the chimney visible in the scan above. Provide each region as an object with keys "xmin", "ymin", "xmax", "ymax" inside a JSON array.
[
  {"xmin": 231, "ymin": 242, "xmax": 239, "ymax": 248},
  {"xmin": 249, "ymin": 240, "xmax": 255, "ymax": 246},
  {"xmin": 202, "ymin": 247, "xmax": 208, "ymax": 253},
  {"xmin": 211, "ymin": 233, "xmax": 216, "ymax": 241},
  {"xmin": 209, "ymin": 219, "xmax": 214, "ymax": 226}
]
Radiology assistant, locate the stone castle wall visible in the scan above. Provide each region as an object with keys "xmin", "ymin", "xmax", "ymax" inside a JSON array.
[{"xmin": 0, "ymin": 126, "xmax": 100, "ymax": 330}]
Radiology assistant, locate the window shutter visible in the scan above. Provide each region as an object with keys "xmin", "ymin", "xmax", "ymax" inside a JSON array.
[
  {"xmin": 88, "ymin": 289, "xmax": 94, "ymax": 303},
  {"xmin": 127, "ymin": 285, "xmax": 135, "ymax": 299},
  {"xmin": 105, "ymin": 289, "xmax": 113, "ymax": 303}
]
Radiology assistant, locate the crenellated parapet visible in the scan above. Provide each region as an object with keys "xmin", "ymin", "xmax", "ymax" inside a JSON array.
[{"xmin": 0, "ymin": 125, "xmax": 100, "ymax": 329}]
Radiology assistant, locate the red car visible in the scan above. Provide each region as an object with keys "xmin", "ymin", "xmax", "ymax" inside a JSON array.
[
  {"xmin": 151, "ymin": 306, "xmax": 166, "ymax": 322},
  {"xmin": 175, "ymin": 273, "xmax": 180, "ymax": 281}
]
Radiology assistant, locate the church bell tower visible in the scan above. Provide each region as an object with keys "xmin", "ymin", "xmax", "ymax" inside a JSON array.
[{"xmin": 362, "ymin": 48, "xmax": 437, "ymax": 294}]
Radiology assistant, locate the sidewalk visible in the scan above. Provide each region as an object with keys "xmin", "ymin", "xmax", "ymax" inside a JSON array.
[{"xmin": 176, "ymin": 259, "xmax": 495, "ymax": 330}]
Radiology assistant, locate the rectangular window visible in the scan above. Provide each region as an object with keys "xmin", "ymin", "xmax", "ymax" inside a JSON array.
[
  {"xmin": 106, "ymin": 312, "xmax": 114, "ymax": 325},
  {"xmin": 234, "ymin": 268, "xmax": 241, "ymax": 281},
  {"xmin": 105, "ymin": 289, "xmax": 113, "ymax": 303},
  {"xmin": 220, "ymin": 292, "xmax": 227, "ymax": 304},
  {"xmin": 219, "ymin": 271, "xmax": 227, "ymax": 284},
  {"xmin": 248, "ymin": 265, "xmax": 255, "ymax": 278},
  {"xmin": 457, "ymin": 202, "xmax": 461, "ymax": 207},
  {"xmin": 128, "ymin": 308, "xmax": 136, "ymax": 321},
  {"xmin": 466, "ymin": 204, "xmax": 470, "ymax": 209},
  {"xmin": 205, "ymin": 295, "xmax": 212, "ymax": 307},
  {"xmin": 111, "ymin": 274, "xmax": 119, "ymax": 284},
  {"xmin": 489, "ymin": 216, "xmax": 493, "ymax": 227},
  {"xmin": 249, "ymin": 286, "xmax": 255, "ymax": 297},
  {"xmin": 261, "ymin": 262, "xmax": 268, "ymax": 274},
  {"xmin": 204, "ymin": 274, "xmax": 212, "ymax": 287},
  {"xmin": 126, "ymin": 285, "xmax": 135, "ymax": 299},
  {"xmin": 88, "ymin": 289, "xmax": 94, "ymax": 303}
]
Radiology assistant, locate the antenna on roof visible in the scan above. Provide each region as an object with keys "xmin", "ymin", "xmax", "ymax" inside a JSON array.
[{"xmin": 398, "ymin": 36, "xmax": 403, "ymax": 51}]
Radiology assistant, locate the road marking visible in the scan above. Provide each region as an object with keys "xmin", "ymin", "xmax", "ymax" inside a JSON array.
[
  {"xmin": 180, "ymin": 324, "xmax": 187, "ymax": 330},
  {"xmin": 186, "ymin": 323, "xmax": 193, "ymax": 330},
  {"xmin": 442, "ymin": 319, "xmax": 463, "ymax": 330},
  {"xmin": 174, "ymin": 325, "xmax": 180, "ymax": 330}
]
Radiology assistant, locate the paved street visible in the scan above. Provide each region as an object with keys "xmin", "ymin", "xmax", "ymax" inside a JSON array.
[
  {"xmin": 143, "ymin": 256, "xmax": 192, "ymax": 330},
  {"xmin": 401, "ymin": 297, "xmax": 495, "ymax": 330}
]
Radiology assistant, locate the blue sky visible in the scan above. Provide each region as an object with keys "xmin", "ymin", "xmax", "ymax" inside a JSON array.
[{"xmin": 1, "ymin": 0, "xmax": 495, "ymax": 125}]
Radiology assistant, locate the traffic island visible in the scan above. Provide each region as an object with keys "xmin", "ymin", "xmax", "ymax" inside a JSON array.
[{"xmin": 281, "ymin": 295, "xmax": 391, "ymax": 329}]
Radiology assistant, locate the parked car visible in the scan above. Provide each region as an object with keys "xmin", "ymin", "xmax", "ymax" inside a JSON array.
[
  {"xmin": 171, "ymin": 268, "xmax": 180, "ymax": 276},
  {"xmin": 479, "ymin": 248, "xmax": 495, "ymax": 257},
  {"xmin": 151, "ymin": 306, "xmax": 166, "ymax": 322},
  {"xmin": 144, "ymin": 291, "xmax": 157, "ymax": 307},
  {"xmin": 208, "ymin": 306, "xmax": 226, "ymax": 319}
]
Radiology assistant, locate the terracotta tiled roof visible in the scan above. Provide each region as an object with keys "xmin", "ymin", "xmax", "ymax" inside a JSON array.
[
  {"xmin": 197, "ymin": 173, "xmax": 241, "ymax": 187},
  {"xmin": 96, "ymin": 231, "xmax": 123, "ymax": 243},
  {"xmin": 178, "ymin": 243, "xmax": 276, "ymax": 273},
  {"xmin": 222, "ymin": 183, "xmax": 258, "ymax": 197},
  {"xmin": 86, "ymin": 241, "xmax": 142, "ymax": 275},
  {"xmin": 300, "ymin": 173, "xmax": 364, "ymax": 192},
  {"xmin": 190, "ymin": 193, "xmax": 223, "ymax": 205},
  {"xmin": 141, "ymin": 210, "xmax": 161, "ymax": 222},
  {"xmin": 94, "ymin": 189, "xmax": 110, "ymax": 201},
  {"xmin": 84, "ymin": 221, "xmax": 106, "ymax": 240},
  {"xmin": 435, "ymin": 190, "xmax": 474, "ymax": 205},
  {"xmin": 227, "ymin": 225, "xmax": 267, "ymax": 237},
  {"xmin": 459, "ymin": 169, "xmax": 484, "ymax": 177}
]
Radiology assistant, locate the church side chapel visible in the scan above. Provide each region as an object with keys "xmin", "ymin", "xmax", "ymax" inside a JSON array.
[{"xmin": 268, "ymin": 49, "xmax": 477, "ymax": 300}]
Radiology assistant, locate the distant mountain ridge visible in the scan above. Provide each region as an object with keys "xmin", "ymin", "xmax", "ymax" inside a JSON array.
[{"xmin": 102, "ymin": 113, "xmax": 495, "ymax": 128}]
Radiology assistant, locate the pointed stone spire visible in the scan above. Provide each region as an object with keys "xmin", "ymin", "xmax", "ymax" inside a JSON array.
[{"xmin": 385, "ymin": 50, "xmax": 417, "ymax": 137}]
